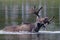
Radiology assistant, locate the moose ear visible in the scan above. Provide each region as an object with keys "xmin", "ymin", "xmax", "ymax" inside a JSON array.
[
  {"xmin": 40, "ymin": 7, "xmax": 43, "ymax": 9},
  {"xmin": 34, "ymin": 5, "xmax": 36, "ymax": 8},
  {"xmin": 53, "ymin": 16, "xmax": 55, "ymax": 18}
]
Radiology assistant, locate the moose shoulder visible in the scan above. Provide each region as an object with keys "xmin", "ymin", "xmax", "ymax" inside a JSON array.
[{"xmin": 2, "ymin": 23, "xmax": 35, "ymax": 32}]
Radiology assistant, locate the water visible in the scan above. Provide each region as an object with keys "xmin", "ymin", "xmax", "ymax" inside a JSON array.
[
  {"xmin": 0, "ymin": 34, "xmax": 60, "ymax": 40},
  {"xmin": 0, "ymin": 30, "xmax": 60, "ymax": 40}
]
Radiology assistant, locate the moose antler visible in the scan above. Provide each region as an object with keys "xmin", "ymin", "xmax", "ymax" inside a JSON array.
[
  {"xmin": 49, "ymin": 16, "xmax": 55, "ymax": 21},
  {"xmin": 37, "ymin": 6, "xmax": 43, "ymax": 13},
  {"xmin": 33, "ymin": 6, "xmax": 43, "ymax": 17}
]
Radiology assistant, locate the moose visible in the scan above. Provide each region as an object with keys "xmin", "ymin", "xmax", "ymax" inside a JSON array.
[{"xmin": 2, "ymin": 6, "xmax": 54, "ymax": 32}]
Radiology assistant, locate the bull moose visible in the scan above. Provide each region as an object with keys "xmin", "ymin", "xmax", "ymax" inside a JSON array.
[{"xmin": 2, "ymin": 6, "xmax": 54, "ymax": 32}]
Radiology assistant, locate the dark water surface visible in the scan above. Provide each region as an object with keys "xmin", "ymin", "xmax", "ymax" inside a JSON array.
[
  {"xmin": 0, "ymin": 33, "xmax": 60, "ymax": 40},
  {"xmin": 0, "ymin": 31, "xmax": 60, "ymax": 40}
]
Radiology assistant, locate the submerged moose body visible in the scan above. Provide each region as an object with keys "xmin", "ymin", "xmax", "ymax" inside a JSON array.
[
  {"xmin": 2, "ymin": 6, "xmax": 44, "ymax": 32},
  {"xmin": 3, "ymin": 16, "xmax": 54, "ymax": 32},
  {"xmin": 2, "ymin": 6, "xmax": 54, "ymax": 32},
  {"xmin": 3, "ymin": 23, "xmax": 35, "ymax": 32}
]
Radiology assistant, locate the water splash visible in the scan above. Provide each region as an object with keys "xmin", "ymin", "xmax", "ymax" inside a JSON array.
[{"xmin": 0, "ymin": 30, "xmax": 60, "ymax": 34}]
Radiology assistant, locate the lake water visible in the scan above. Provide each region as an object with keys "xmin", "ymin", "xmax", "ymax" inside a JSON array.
[{"xmin": 0, "ymin": 31, "xmax": 60, "ymax": 40}]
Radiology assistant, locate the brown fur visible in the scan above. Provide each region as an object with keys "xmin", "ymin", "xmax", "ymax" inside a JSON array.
[
  {"xmin": 3, "ymin": 17, "xmax": 48, "ymax": 32},
  {"xmin": 3, "ymin": 23, "xmax": 35, "ymax": 32},
  {"xmin": 3, "ymin": 25, "xmax": 20, "ymax": 32}
]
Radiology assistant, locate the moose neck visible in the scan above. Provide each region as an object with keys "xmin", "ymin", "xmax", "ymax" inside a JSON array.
[{"xmin": 34, "ymin": 22, "xmax": 43, "ymax": 32}]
